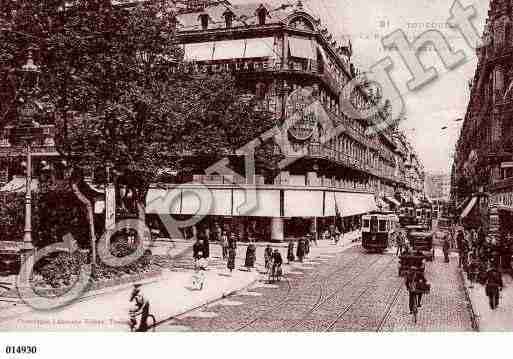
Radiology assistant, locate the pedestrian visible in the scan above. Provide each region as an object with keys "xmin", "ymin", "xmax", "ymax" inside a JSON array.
[
  {"xmin": 287, "ymin": 241, "xmax": 295, "ymax": 264},
  {"xmin": 264, "ymin": 244, "xmax": 273, "ymax": 271},
  {"xmin": 244, "ymin": 239, "xmax": 256, "ymax": 271},
  {"xmin": 193, "ymin": 237, "xmax": 205, "ymax": 261},
  {"xmin": 334, "ymin": 228, "xmax": 341, "ymax": 245},
  {"xmin": 304, "ymin": 234, "xmax": 311, "ymax": 258},
  {"xmin": 220, "ymin": 230, "xmax": 229, "ymax": 260},
  {"xmin": 297, "ymin": 237, "xmax": 305, "ymax": 263},
  {"xmin": 272, "ymin": 248, "xmax": 283, "ymax": 279},
  {"xmin": 485, "ymin": 265, "xmax": 503, "ymax": 310},
  {"xmin": 442, "ymin": 233, "xmax": 450, "ymax": 263},
  {"xmin": 396, "ymin": 232, "xmax": 404, "ymax": 256},
  {"xmin": 202, "ymin": 231, "xmax": 210, "ymax": 259},
  {"xmin": 227, "ymin": 243, "xmax": 236, "ymax": 275},
  {"xmin": 129, "ymin": 283, "xmax": 150, "ymax": 332},
  {"xmin": 311, "ymin": 229, "xmax": 318, "ymax": 246}
]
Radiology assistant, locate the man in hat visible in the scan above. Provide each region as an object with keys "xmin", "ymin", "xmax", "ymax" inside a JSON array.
[
  {"xmin": 129, "ymin": 283, "xmax": 150, "ymax": 332},
  {"xmin": 405, "ymin": 266, "xmax": 428, "ymax": 313},
  {"xmin": 485, "ymin": 265, "xmax": 503, "ymax": 310}
]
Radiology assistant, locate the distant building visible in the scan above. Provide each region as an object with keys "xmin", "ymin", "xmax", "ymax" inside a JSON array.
[{"xmin": 425, "ymin": 173, "xmax": 450, "ymax": 201}]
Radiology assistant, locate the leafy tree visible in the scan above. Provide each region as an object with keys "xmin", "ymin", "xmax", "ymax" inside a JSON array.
[{"xmin": 0, "ymin": 0, "xmax": 276, "ymax": 271}]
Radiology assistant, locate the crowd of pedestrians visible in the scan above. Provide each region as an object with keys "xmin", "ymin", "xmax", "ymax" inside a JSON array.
[{"xmin": 451, "ymin": 225, "xmax": 506, "ymax": 310}]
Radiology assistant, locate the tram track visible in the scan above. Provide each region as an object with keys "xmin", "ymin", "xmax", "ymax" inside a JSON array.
[
  {"xmin": 322, "ymin": 255, "xmax": 399, "ymax": 332},
  {"xmin": 287, "ymin": 254, "xmax": 389, "ymax": 331},
  {"xmin": 375, "ymin": 279, "xmax": 403, "ymax": 332},
  {"xmin": 234, "ymin": 249, "xmax": 365, "ymax": 331}
]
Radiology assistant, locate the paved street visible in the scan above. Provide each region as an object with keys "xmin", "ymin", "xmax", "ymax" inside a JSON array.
[{"xmin": 157, "ymin": 245, "xmax": 474, "ymax": 332}]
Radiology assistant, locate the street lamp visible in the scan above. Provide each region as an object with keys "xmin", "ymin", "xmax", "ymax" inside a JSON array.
[{"xmin": 12, "ymin": 50, "xmax": 42, "ymax": 246}]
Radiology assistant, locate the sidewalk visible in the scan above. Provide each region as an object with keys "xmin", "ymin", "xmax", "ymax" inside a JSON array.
[
  {"xmin": 461, "ymin": 267, "xmax": 513, "ymax": 331},
  {"xmin": 0, "ymin": 236, "xmax": 355, "ymax": 331}
]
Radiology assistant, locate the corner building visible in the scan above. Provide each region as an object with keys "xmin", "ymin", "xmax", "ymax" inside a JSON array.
[{"xmin": 147, "ymin": 0, "xmax": 425, "ymax": 241}]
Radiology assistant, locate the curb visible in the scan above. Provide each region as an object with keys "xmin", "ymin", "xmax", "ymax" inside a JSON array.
[
  {"xmin": 150, "ymin": 271, "xmax": 261, "ymax": 330},
  {"xmin": 150, "ymin": 239, "xmax": 355, "ymax": 330},
  {"xmin": 459, "ymin": 268, "xmax": 480, "ymax": 331}
]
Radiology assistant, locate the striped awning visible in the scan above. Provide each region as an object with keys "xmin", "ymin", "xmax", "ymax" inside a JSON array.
[{"xmin": 460, "ymin": 196, "xmax": 478, "ymax": 219}]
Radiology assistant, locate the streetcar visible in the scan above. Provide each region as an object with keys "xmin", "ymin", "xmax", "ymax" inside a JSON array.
[{"xmin": 361, "ymin": 212, "xmax": 400, "ymax": 253}]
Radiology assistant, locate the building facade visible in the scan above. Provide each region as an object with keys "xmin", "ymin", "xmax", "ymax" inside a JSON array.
[
  {"xmin": 145, "ymin": 0, "xmax": 425, "ymax": 241},
  {"xmin": 452, "ymin": 0, "xmax": 513, "ymax": 266}
]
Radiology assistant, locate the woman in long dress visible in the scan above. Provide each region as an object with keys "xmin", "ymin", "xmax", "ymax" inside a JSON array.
[
  {"xmin": 287, "ymin": 241, "xmax": 295, "ymax": 264},
  {"xmin": 227, "ymin": 234, "xmax": 237, "ymax": 274},
  {"xmin": 296, "ymin": 238, "xmax": 305, "ymax": 263},
  {"xmin": 244, "ymin": 239, "xmax": 256, "ymax": 271}
]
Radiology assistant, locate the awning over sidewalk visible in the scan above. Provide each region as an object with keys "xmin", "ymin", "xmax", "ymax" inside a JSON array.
[
  {"xmin": 284, "ymin": 190, "xmax": 323, "ymax": 217},
  {"xmin": 233, "ymin": 189, "xmax": 280, "ymax": 217},
  {"xmin": 460, "ymin": 196, "xmax": 478, "ymax": 219},
  {"xmin": 335, "ymin": 192, "xmax": 377, "ymax": 217}
]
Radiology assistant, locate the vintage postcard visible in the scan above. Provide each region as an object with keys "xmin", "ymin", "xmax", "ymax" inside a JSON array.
[{"xmin": 0, "ymin": 0, "xmax": 507, "ymax": 347}]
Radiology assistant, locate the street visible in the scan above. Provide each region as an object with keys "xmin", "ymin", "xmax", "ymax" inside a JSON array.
[{"xmin": 156, "ymin": 245, "xmax": 474, "ymax": 332}]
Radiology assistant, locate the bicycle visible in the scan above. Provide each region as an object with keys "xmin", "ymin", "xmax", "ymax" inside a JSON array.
[{"xmin": 129, "ymin": 311, "xmax": 156, "ymax": 332}]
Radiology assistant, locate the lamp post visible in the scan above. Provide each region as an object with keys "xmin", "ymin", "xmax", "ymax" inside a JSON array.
[{"xmin": 13, "ymin": 50, "xmax": 42, "ymax": 247}]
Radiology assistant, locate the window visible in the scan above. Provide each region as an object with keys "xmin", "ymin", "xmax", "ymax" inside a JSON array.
[
  {"xmin": 370, "ymin": 216, "xmax": 378, "ymax": 233},
  {"xmin": 378, "ymin": 220, "xmax": 387, "ymax": 232},
  {"xmin": 363, "ymin": 219, "xmax": 370, "ymax": 228}
]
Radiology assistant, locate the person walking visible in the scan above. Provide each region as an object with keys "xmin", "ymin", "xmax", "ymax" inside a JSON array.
[
  {"xmin": 297, "ymin": 237, "xmax": 306, "ymax": 263},
  {"xmin": 442, "ymin": 233, "xmax": 451, "ymax": 263},
  {"xmin": 311, "ymin": 229, "xmax": 318, "ymax": 246},
  {"xmin": 287, "ymin": 241, "xmax": 295, "ymax": 264},
  {"xmin": 244, "ymin": 239, "xmax": 256, "ymax": 271},
  {"xmin": 485, "ymin": 265, "xmax": 503, "ymax": 310},
  {"xmin": 304, "ymin": 234, "xmax": 311, "ymax": 258},
  {"xmin": 227, "ymin": 241, "xmax": 236, "ymax": 275},
  {"xmin": 220, "ymin": 230, "xmax": 229, "ymax": 260},
  {"xmin": 264, "ymin": 244, "xmax": 273, "ymax": 271},
  {"xmin": 396, "ymin": 232, "xmax": 404, "ymax": 256}
]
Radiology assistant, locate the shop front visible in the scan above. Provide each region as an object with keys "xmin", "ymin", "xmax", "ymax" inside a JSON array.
[{"xmin": 146, "ymin": 184, "xmax": 377, "ymax": 242}]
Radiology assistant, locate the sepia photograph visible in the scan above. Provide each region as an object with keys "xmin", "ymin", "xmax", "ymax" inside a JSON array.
[{"xmin": 0, "ymin": 0, "xmax": 509, "ymax": 346}]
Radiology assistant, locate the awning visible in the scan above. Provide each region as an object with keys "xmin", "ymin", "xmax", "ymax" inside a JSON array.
[
  {"xmin": 460, "ymin": 196, "xmax": 478, "ymax": 219},
  {"xmin": 335, "ymin": 192, "xmax": 378, "ymax": 217},
  {"xmin": 384, "ymin": 196, "xmax": 400, "ymax": 207},
  {"xmin": 146, "ymin": 188, "xmax": 182, "ymax": 215},
  {"xmin": 324, "ymin": 192, "xmax": 336, "ymax": 217},
  {"xmin": 284, "ymin": 190, "xmax": 323, "ymax": 217},
  {"xmin": 183, "ymin": 42, "xmax": 214, "ymax": 61},
  {"xmin": 213, "ymin": 39, "xmax": 245, "ymax": 61},
  {"xmin": 244, "ymin": 37, "xmax": 276, "ymax": 58},
  {"xmin": 289, "ymin": 37, "xmax": 316, "ymax": 59},
  {"xmin": 233, "ymin": 189, "xmax": 280, "ymax": 217},
  {"xmin": 0, "ymin": 176, "xmax": 38, "ymax": 193}
]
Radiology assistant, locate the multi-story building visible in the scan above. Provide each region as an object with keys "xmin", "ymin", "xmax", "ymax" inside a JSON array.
[
  {"xmin": 426, "ymin": 173, "xmax": 451, "ymax": 202},
  {"xmin": 145, "ymin": 0, "xmax": 425, "ymax": 241},
  {"xmin": 452, "ymin": 0, "xmax": 513, "ymax": 266}
]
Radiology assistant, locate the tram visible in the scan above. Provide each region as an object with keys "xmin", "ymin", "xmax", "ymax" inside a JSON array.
[{"xmin": 362, "ymin": 211, "xmax": 400, "ymax": 253}]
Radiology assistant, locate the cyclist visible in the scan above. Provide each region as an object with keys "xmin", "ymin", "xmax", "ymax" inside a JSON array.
[
  {"xmin": 405, "ymin": 266, "xmax": 428, "ymax": 314},
  {"xmin": 129, "ymin": 283, "xmax": 151, "ymax": 332}
]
